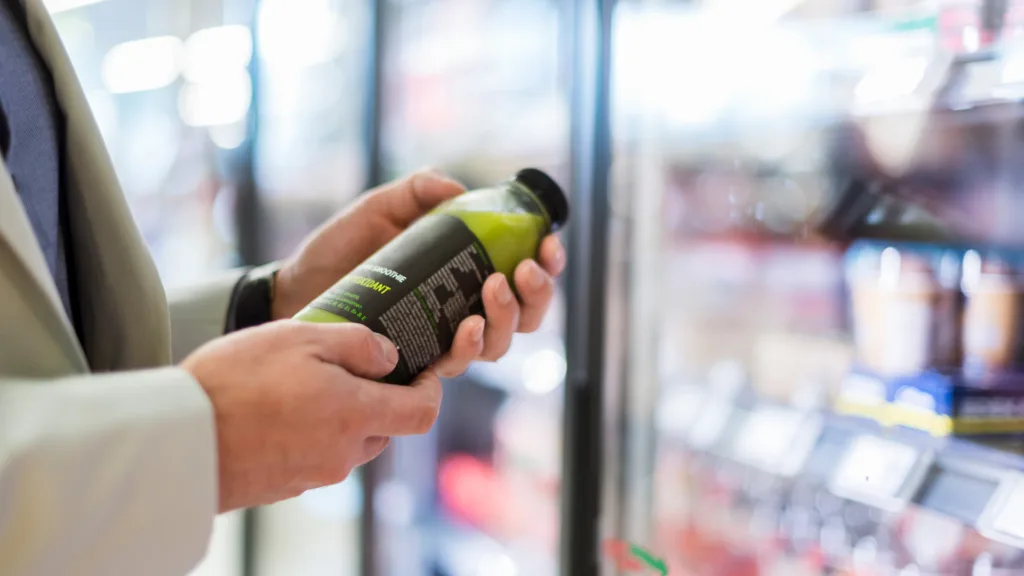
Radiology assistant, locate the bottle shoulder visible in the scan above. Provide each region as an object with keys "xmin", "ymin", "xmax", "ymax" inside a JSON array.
[
  {"xmin": 435, "ymin": 184, "xmax": 549, "ymax": 222},
  {"xmin": 438, "ymin": 186, "xmax": 509, "ymax": 212}
]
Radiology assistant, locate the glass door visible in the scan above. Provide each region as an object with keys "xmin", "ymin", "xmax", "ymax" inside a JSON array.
[
  {"xmin": 250, "ymin": 0, "xmax": 372, "ymax": 575},
  {"xmin": 372, "ymin": 1, "xmax": 570, "ymax": 575},
  {"xmin": 254, "ymin": 0, "xmax": 371, "ymax": 260},
  {"xmin": 601, "ymin": 0, "xmax": 1024, "ymax": 574}
]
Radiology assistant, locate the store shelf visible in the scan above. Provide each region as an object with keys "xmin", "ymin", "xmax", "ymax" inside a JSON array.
[{"xmin": 657, "ymin": 381, "xmax": 1024, "ymax": 552}]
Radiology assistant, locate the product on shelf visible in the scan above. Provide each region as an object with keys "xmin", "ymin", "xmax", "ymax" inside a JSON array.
[
  {"xmin": 839, "ymin": 241, "xmax": 1024, "ymax": 437},
  {"xmin": 962, "ymin": 251, "xmax": 1024, "ymax": 374},
  {"xmin": 847, "ymin": 243, "xmax": 962, "ymax": 377},
  {"xmin": 894, "ymin": 370, "xmax": 1024, "ymax": 436}
]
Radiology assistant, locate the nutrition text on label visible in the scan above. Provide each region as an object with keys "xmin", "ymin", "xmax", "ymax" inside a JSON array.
[{"xmin": 379, "ymin": 244, "xmax": 489, "ymax": 374}]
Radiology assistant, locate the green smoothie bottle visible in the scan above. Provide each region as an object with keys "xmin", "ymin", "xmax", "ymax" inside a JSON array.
[{"xmin": 294, "ymin": 168, "xmax": 570, "ymax": 385}]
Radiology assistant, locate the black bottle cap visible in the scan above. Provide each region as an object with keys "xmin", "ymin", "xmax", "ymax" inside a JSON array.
[{"xmin": 514, "ymin": 168, "xmax": 570, "ymax": 230}]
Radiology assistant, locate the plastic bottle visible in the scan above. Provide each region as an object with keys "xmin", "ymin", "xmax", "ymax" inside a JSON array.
[
  {"xmin": 849, "ymin": 245, "xmax": 954, "ymax": 376},
  {"xmin": 962, "ymin": 250, "xmax": 1024, "ymax": 375},
  {"xmin": 294, "ymin": 168, "xmax": 570, "ymax": 385}
]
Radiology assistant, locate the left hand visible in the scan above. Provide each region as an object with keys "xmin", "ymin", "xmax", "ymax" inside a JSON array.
[{"xmin": 272, "ymin": 169, "xmax": 567, "ymax": 378}]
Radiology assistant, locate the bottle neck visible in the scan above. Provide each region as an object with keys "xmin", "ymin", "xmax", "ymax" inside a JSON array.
[{"xmin": 510, "ymin": 180, "xmax": 554, "ymax": 230}]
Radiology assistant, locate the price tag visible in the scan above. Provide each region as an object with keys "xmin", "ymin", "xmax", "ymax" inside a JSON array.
[
  {"xmin": 978, "ymin": 474, "xmax": 1024, "ymax": 549},
  {"xmin": 732, "ymin": 405, "xmax": 806, "ymax": 472},
  {"xmin": 780, "ymin": 413, "xmax": 825, "ymax": 478},
  {"xmin": 992, "ymin": 480, "xmax": 1024, "ymax": 541},
  {"xmin": 687, "ymin": 398, "xmax": 732, "ymax": 451},
  {"xmin": 655, "ymin": 385, "xmax": 706, "ymax": 438},
  {"xmin": 829, "ymin": 435, "xmax": 923, "ymax": 510},
  {"xmin": 960, "ymin": 59, "xmax": 1003, "ymax": 103}
]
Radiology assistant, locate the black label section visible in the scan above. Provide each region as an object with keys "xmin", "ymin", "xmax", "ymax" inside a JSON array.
[{"xmin": 308, "ymin": 213, "xmax": 495, "ymax": 384}]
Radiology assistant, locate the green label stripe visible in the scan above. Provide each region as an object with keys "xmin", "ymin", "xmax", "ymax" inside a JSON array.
[
  {"xmin": 604, "ymin": 539, "xmax": 668, "ymax": 575},
  {"xmin": 630, "ymin": 544, "xmax": 668, "ymax": 575},
  {"xmin": 889, "ymin": 15, "xmax": 937, "ymax": 32}
]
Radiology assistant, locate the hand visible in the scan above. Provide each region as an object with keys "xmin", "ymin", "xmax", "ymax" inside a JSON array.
[
  {"xmin": 182, "ymin": 321, "xmax": 441, "ymax": 512},
  {"xmin": 272, "ymin": 170, "xmax": 567, "ymax": 378}
]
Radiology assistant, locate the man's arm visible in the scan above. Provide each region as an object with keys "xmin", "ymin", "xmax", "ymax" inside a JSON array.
[
  {"xmin": 167, "ymin": 262, "xmax": 283, "ymax": 363},
  {"xmin": 0, "ymin": 368, "xmax": 217, "ymax": 576},
  {"xmin": 166, "ymin": 270, "xmax": 246, "ymax": 363}
]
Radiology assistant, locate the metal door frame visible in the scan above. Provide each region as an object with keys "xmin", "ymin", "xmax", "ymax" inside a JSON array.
[{"xmin": 561, "ymin": 1, "xmax": 616, "ymax": 575}]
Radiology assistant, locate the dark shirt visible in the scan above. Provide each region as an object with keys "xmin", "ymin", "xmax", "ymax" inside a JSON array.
[{"xmin": 0, "ymin": 0, "xmax": 77, "ymax": 327}]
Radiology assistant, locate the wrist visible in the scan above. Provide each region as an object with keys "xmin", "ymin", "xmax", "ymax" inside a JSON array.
[
  {"xmin": 269, "ymin": 263, "xmax": 298, "ymax": 320},
  {"xmin": 270, "ymin": 262, "xmax": 317, "ymax": 320},
  {"xmin": 226, "ymin": 261, "xmax": 281, "ymax": 332}
]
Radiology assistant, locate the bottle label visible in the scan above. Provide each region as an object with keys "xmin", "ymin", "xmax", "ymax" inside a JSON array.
[{"xmin": 309, "ymin": 213, "xmax": 495, "ymax": 384}]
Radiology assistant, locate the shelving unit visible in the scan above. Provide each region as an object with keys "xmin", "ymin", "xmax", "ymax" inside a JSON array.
[
  {"xmin": 598, "ymin": 1, "xmax": 1024, "ymax": 575},
  {"xmin": 654, "ymin": 381, "xmax": 1024, "ymax": 572}
]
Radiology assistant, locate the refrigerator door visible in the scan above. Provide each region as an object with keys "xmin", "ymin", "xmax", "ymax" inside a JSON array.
[
  {"xmin": 600, "ymin": 1, "xmax": 1024, "ymax": 575},
  {"xmin": 250, "ymin": 1, "xmax": 372, "ymax": 575},
  {"xmin": 372, "ymin": 1, "xmax": 570, "ymax": 575},
  {"xmin": 255, "ymin": 0, "xmax": 372, "ymax": 261}
]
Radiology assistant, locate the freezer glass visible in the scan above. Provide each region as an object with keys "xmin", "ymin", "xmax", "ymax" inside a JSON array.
[
  {"xmin": 372, "ymin": 1, "xmax": 570, "ymax": 575},
  {"xmin": 251, "ymin": 0, "xmax": 371, "ymax": 574},
  {"xmin": 255, "ymin": 0, "xmax": 371, "ymax": 260},
  {"xmin": 604, "ymin": 1, "xmax": 1024, "ymax": 575}
]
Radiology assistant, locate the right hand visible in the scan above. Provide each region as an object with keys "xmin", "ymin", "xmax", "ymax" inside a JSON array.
[{"xmin": 181, "ymin": 320, "xmax": 442, "ymax": 512}]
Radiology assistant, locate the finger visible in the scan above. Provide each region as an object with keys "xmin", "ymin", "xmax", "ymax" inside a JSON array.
[
  {"xmin": 354, "ymin": 436, "xmax": 391, "ymax": 468},
  {"xmin": 362, "ymin": 371, "xmax": 443, "ymax": 436},
  {"xmin": 365, "ymin": 169, "xmax": 465, "ymax": 229},
  {"xmin": 514, "ymin": 260, "xmax": 555, "ymax": 333},
  {"xmin": 435, "ymin": 315, "xmax": 486, "ymax": 378},
  {"xmin": 538, "ymin": 235, "xmax": 567, "ymax": 276},
  {"xmin": 478, "ymin": 274, "xmax": 519, "ymax": 361},
  {"xmin": 305, "ymin": 322, "xmax": 399, "ymax": 379}
]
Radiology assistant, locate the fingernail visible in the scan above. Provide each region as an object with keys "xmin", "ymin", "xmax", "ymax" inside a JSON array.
[
  {"xmin": 471, "ymin": 319, "xmax": 485, "ymax": 343},
  {"xmin": 375, "ymin": 334, "xmax": 399, "ymax": 365},
  {"xmin": 527, "ymin": 261, "xmax": 546, "ymax": 290},
  {"xmin": 495, "ymin": 275, "xmax": 514, "ymax": 305},
  {"xmin": 553, "ymin": 246, "xmax": 566, "ymax": 271}
]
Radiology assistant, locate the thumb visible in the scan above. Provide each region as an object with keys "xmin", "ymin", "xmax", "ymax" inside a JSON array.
[
  {"xmin": 354, "ymin": 436, "xmax": 391, "ymax": 468},
  {"xmin": 365, "ymin": 169, "xmax": 465, "ymax": 228},
  {"xmin": 302, "ymin": 322, "xmax": 399, "ymax": 379}
]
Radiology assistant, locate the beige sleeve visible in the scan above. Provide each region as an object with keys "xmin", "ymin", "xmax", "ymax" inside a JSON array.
[
  {"xmin": 166, "ymin": 269, "xmax": 247, "ymax": 363},
  {"xmin": 0, "ymin": 367, "xmax": 218, "ymax": 576}
]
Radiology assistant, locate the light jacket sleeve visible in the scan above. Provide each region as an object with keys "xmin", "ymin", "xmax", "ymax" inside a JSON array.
[
  {"xmin": 167, "ymin": 269, "xmax": 247, "ymax": 363},
  {"xmin": 0, "ymin": 367, "xmax": 217, "ymax": 576}
]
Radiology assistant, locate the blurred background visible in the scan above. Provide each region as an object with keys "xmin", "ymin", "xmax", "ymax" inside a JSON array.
[{"xmin": 46, "ymin": 0, "xmax": 1024, "ymax": 574}]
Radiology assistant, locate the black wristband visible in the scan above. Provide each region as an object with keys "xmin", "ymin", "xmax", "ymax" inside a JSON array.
[{"xmin": 225, "ymin": 261, "xmax": 281, "ymax": 333}]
